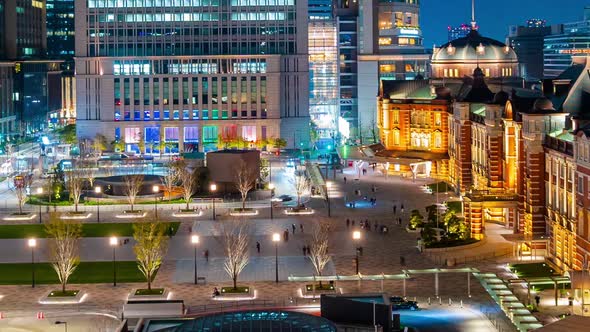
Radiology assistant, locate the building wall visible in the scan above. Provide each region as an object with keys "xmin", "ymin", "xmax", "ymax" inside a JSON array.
[
  {"xmin": 0, "ymin": 63, "xmax": 17, "ymax": 142},
  {"xmin": 46, "ymin": 0, "xmax": 75, "ymax": 59},
  {"xmin": 545, "ymin": 144, "xmax": 577, "ymax": 270},
  {"xmin": 449, "ymin": 102, "xmax": 472, "ymax": 193},
  {"xmin": 75, "ymin": 0, "xmax": 310, "ymax": 150},
  {"xmin": 1, "ymin": 0, "xmax": 46, "ymax": 59},
  {"xmin": 575, "ymin": 133, "xmax": 590, "ymax": 269}
]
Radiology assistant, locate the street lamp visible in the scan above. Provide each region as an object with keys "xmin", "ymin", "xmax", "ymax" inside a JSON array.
[
  {"xmin": 268, "ymin": 183, "xmax": 275, "ymax": 220},
  {"xmin": 28, "ymin": 238, "xmax": 36, "ymax": 288},
  {"xmin": 55, "ymin": 321, "xmax": 68, "ymax": 332},
  {"xmin": 352, "ymin": 231, "xmax": 361, "ymax": 274},
  {"xmin": 191, "ymin": 234, "xmax": 199, "ymax": 284},
  {"xmin": 95, "ymin": 186, "xmax": 101, "ymax": 223},
  {"xmin": 110, "ymin": 236, "xmax": 118, "ymax": 286},
  {"xmin": 326, "ymin": 181, "xmax": 332, "ymax": 217},
  {"xmin": 36, "ymin": 187, "xmax": 43, "ymax": 224},
  {"xmin": 272, "ymin": 233, "xmax": 281, "ymax": 283},
  {"xmin": 152, "ymin": 185, "xmax": 159, "ymax": 219},
  {"xmin": 210, "ymin": 183, "xmax": 217, "ymax": 220}
]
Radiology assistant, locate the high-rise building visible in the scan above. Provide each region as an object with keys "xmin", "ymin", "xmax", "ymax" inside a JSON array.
[
  {"xmin": 544, "ymin": 6, "xmax": 590, "ymax": 78},
  {"xmin": 508, "ymin": 24, "xmax": 551, "ymax": 80},
  {"xmin": 527, "ymin": 18, "xmax": 546, "ymax": 28},
  {"xmin": 75, "ymin": 0, "xmax": 310, "ymax": 153},
  {"xmin": 0, "ymin": 63, "xmax": 17, "ymax": 141},
  {"xmin": 356, "ymin": 0, "xmax": 429, "ymax": 143},
  {"xmin": 46, "ymin": 0, "xmax": 75, "ymax": 60},
  {"xmin": 0, "ymin": 0, "xmax": 47, "ymax": 60},
  {"xmin": 447, "ymin": 23, "xmax": 473, "ymax": 42}
]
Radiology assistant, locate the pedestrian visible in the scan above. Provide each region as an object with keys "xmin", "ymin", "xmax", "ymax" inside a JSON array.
[
  {"xmin": 256, "ymin": 241, "xmax": 261, "ymax": 253},
  {"xmin": 393, "ymin": 205, "xmax": 397, "ymax": 214},
  {"xmin": 535, "ymin": 295, "xmax": 541, "ymax": 306},
  {"xmin": 300, "ymin": 224, "xmax": 304, "ymax": 233},
  {"xmin": 307, "ymin": 246, "xmax": 311, "ymax": 255},
  {"xmin": 400, "ymin": 256, "xmax": 405, "ymax": 266},
  {"xmin": 344, "ymin": 176, "xmax": 347, "ymax": 184},
  {"xmin": 285, "ymin": 229, "xmax": 289, "ymax": 242},
  {"xmin": 366, "ymin": 220, "xmax": 371, "ymax": 230},
  {"xmin": 302, "ymin": 246, "xmax": 307, "ymax": 256},
  {"xmin": 352, "ymin": 220, "xmax": 355, "ymax": 227},
  {"xmin": 401, "ymin": 204, "xmax": 404, "ymax": 213},
  {"xmin": 346, "ymin": 219, "xmax": 350, "ymax": 228},
  {"xmin": 292, "ymin": 223, "xmax": 296, "ymax": 234},
  {"xmin": 204, "ymin": 249, "xmax": 209, "ymax": 262},
  {"xmin": 398, "ymin": 217, "xmax": 402, "ymax": 225},
  {"xmin": 374, "ymin": 224, "xmax": 378, "ymax": 232}
]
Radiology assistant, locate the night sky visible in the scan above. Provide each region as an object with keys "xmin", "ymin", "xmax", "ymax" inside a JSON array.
[{"xmin": 420, "ymin": 0, "xmax": 587, "ymax": 47}]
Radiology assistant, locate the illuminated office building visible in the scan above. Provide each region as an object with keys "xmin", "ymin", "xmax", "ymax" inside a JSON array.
[
  {"xmin": 75, "ymin": 0, "xmax": 310, "ymax": 153},
  {"xmin": 46, "ymin": 0, "xmax": 75, "ymax": 59}
]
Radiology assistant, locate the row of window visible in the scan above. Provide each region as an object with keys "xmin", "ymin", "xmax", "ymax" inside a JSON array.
[
  {"xmin": 115, "ymin": 109, "xmax": 267, "ymax": 121},
  {"xmin": 113, "ymin": 62, "xmax": 267, "ymax": 75},
  {"xmin": 90, "ymin": 12, "xmax": 292, "ymax": 23},
  {"xmin": 122, "ymin": 124, "xmax": 261, "ymax": 144},
  {"xmin": 88, "ymin": 0, "xmax": 294, "ymax": 8},
  {"xmin": 114, "ymin": 76, "xmax": 267, "ymax": 107}
]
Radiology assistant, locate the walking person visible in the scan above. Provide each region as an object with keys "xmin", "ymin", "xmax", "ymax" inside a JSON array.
[
  {"xmin": 352, "ymin": 220, "xmax": 355, "ymax": 227},
  {"xmin": 302, "ymin": 246, "xmax": 307, "ymax": 256},
  {"xmin": 401, "ymin": 204, "xmax": 404, "ymax": 213},
  {"xmin": 393, "ymin": 205, "xmax": 397, "ymax": 214},
  {"xmin": 204, "ymin": 249, "xmax": 209, "ymax": 262},
  {"xmin": 292, "ymin": 223, "xmax": 296, "ymax": 234},
  {"xmin": 300, "ymin": 224, "xmax": 304, "ymax": 233},
  {"xmin": 256, "ymin": 242, "xmax": 261, "ymax": 253},
  {"xmin": 346, "ymin": 219, "xmax": 350, "ymax": 228},
  {"xmin": 343, "ymin": 176, "xmax": 347, "ymax": 184}
]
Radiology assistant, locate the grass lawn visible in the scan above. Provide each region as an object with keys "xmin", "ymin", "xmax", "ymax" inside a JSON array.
[
  {"xmin": 445, "ymin": 201, "xmax": 463, "ymax": 213},
  {"xmin": 221, "ymin": 286, "xmax": 250, "ymax": 294},
  {"xmin": 509, "ymin": 262, "xmax": 558, "ymax": 278},
  {"xmin": 135, "ymin": 288, "xmax": 165, "ymax": 296},
  {"xmin": 48, "ymin": 290, "xmax": 79, "ymax": 297},
  {"xmin": 427, "ymin": 182, "xmax": 452, "ymax": 193},
  {"xmin": 0, "ymin": 261, "xmax": 149, "ymax": 285},
  {"xmin": 0, "ymin": 222, "xmax": 180, "ymax": 238}
]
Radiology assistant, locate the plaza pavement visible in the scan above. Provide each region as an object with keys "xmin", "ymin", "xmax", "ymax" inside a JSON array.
[{"xmin": 0, "ymin": 165, "xmax": 521, "ymax": 331}]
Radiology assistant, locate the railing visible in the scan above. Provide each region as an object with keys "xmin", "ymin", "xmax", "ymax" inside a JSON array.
[
  {"xmin": 426, "ymin": 248, "xmax": 513, "ymax": 266},
  {"xmin": 186, "ymin": 298, "xmax": 319, "ymax": 316},
  {"xmin": 465, "ymin": 190, "xmax": 519, "ymax": 202}
]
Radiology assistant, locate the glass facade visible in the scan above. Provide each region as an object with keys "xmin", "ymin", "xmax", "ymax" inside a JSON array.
[
  {"xmin": 309, "ymin": 21, "xmax": 339, "ymax": 138},
  {"xmin": 46, "ymin": 0, "xmax": 75, "ymax": 59},
  {"xmin": 544, "ymin": 20, "xmax": 590, "ymax": 78}
]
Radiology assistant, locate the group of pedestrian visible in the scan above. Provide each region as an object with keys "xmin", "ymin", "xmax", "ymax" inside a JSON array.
[
  {"xmin": 345, "ymin": 219, "xmax": 388, "ymax": 234},
  {"xmin": 302, "ymin": 245, "xmax": 312, "ymax": 256},
  {"xmin": 392, "ymin": 203, "xmax": 405, "ymax": 214}
]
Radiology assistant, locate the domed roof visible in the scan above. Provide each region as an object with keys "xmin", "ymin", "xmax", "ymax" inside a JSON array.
[
  {"xmin": 533, "ymin": 97, "xmax": 555, "ymax": 111},
  {"xmin": 433, "ymin": 30, "xmax": 518, "ymax": 63}
]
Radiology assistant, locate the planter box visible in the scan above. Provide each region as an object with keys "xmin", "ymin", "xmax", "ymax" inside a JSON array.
[
  {"xmin": 127, "ymin": 288, "xmax": 170, "ymax": 301},
  {"xmin": 212, "ymin": 286, "xmax": 256, "ymax": 301},
  {"xmin": 116, "ymin": 210, "xmax": 147, "ymax": 219},
  {"xmin": 229, "ymin": 208, "xmax": 259, "ymax": 216},
  {"xmin": 39, "ymin": 290, "xmax": 86, "ymax": 304},
  {"xmin": 405, "ymin": 226, "xmax": 422, "ymax": 233},
  {"xmin": 284, "ymin": 207, "xmax": 314, "ymax": 215},
  {"xmin": 60, "ymin": 211, "xmax": 92, "ymax": 220},
  {"xmin": 300, "ymin": 284, "xmax": 338, "ymax": 298},
  {"xmin": 172, "ymin": 209, "xmax": 203, "ymax": 218},
  {"xmin": 3, "ymin": 212, "xmax": 36, "ymax": 221}
]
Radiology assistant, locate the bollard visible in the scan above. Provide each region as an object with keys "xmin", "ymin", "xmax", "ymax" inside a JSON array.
[
  {"xmin": 439, "ymin": 297, "xmax": 442, "ymax": 305},
  {"xmin": 449, "ymin": 298, "xmax": 452, "ymax": 306},
  {"xmin": 414, "ymin": 296, "xmax": 416, "ymax": 302},
  {"xmin": 460, "ymin": 299, "xmax": 463, "ymax": 308},
  {"xmin": 427, "ymin": 297, "xmax": 431, "ymax": 305}
]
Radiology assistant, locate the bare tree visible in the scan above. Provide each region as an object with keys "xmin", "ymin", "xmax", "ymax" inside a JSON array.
[
  {"xmin": 308, "ymin": 220, "xmax": 331, "ymax": 286},
  {"xmin": 14, "ymin": 184, "xmax": 27, "ymax": 214},
  {"xmin": 180, "ymin": 167, "xmax": 197, "ymax": 210},
  {"xmin": 219, "ymin": 221, "xmax": 250, "ymax": 289},
  {"xmin": 292, "ymin": 174, "xmax": 310, "ymax": 207},
  {"xmin": 84, "ymin": 167, "xmax": 97, "ymax": 191},
  {"xmin": 234, "ymin": 160, "xmax": 257, "ymax": 210},
  {"xmin": 65, "ymin": 170, "xmax": 85, "ymax": 212},
  {"xmin": 161, "ymin": 162, "xmax": 181, "ymax": 202},
  {"xmin": 45, "ymin": 216, "xmax": 82, "ymax": 293},
  {"xmin": 123, "ymin": 174, "xmax": 144, "ymax": 211},
  {"xmin": 133, "ymin": 220, "xmax": 169, "ymax": 291}
]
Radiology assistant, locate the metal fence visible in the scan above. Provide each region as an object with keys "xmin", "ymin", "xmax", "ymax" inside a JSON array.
[{"xmin": 426, "ymin": 248, "xmax": 513, "ymax": 266}]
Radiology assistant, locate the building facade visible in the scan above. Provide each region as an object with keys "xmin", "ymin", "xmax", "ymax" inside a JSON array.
[
  {"xmin": 46, "ymin": 0, "xmax": 75, "ymax": 60},
  {"xmin": 544, "ymin": 6, "xmax": 590, "ymax": 78},
  {"xmin": 508, "ymin": 25, "xmax": 551, "ymax": 80},
  {"xmin": 0, "ymin": 63, "xmax": 17, "ymax": 141},
  {"xmin": 0, "ymin": 0, "xmax": 47, "ymax": 60},
  {"xmin": 75, "ymin": 0, "xmax": 310, "ymax": 153}
]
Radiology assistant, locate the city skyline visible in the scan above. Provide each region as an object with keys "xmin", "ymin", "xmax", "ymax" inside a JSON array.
[{"xmin": 422, "ymin": 0, "xmax": 585, "ymax": 46}]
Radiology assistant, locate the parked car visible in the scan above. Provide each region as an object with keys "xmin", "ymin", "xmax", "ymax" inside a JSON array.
[{"xmin": 390, "ymin": 296, "xmax": 418, "ymax": 311}]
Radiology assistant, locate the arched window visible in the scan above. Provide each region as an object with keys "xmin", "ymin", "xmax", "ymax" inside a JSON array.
[
  {"xmin": 393, "ymin": 129, "xmax": 400, "ymax": 146},
  {"xmin": 434, "ymin": 131, "xmax": 442, "ymax": 148}
]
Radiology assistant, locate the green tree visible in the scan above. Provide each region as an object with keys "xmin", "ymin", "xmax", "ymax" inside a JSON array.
[
  {"xmin": 409, "ymin": 209, "xmax": 424, "ymax": 230},
  {"xmin": 133, "ymin": 220, "xmax": 169, "ymax": 290},
  {"xmin": 92, "ymin": 134, "xmax": 108, "ymax": 156},
  {"xmin": 425, "ymin": 205, "xmax": 438, "ymax": 223},
  {"xmin": 272, "ymin": 138, "xmax": 287, "ymax": 149},
  {"xmin": 45, "ymin": 217, "xmax": 82, "ymax": 293},
  {"xmin": 446, "ymin": 213, "xmax": 468, "ymax": 240},
  {"xmin": 56, "ymin": 124, "xmax": 77, "ymax": 145}
]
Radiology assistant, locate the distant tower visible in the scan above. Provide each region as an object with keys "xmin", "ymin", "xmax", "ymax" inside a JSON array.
[{"xmin": 471, "ymin": 0, "xmax": 477, "ymax": 30}]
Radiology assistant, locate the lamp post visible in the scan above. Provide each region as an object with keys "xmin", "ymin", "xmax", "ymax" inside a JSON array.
[
  {"xmin": 191, "ymin": 234, "xmax": 199, "ymax": 284},
  {"xmin": 28, "ymin": 238, "xmax": 36, "ymax": 288},
  {"xmin": 153, "ymin": 185, "xmax": 159, "ymax": 219},
  {"xmin": 210, "ymin": 183, "xmax": 217, "ymax": 220},
  {"xmin": 269, "ymin": 183, "xmax": 275, "ymax": 220},
  {"xmin": 326, "ymin": 181, "xmax": 332, "ymax": 217},
  {"xmin": 36, "ymin": 188, "xmax": 43, "ymax": 224},
  {"xmin": 95, "ymin": 186, "xmax": 101, "ymax": 223},
  {"xmin": 353, "ymin": 231, "xmax": 361, "ymax": 274},
  {"xmin": 55, "ymin": 321, "xmax": 68, "ymax": 332},
  {"xmin": 272, "ymin": 233, "xmax": 281, "ymax": 283},
  {"xmin": 110, "ymin": 236, "xmax": 118, "ymax": 286}
]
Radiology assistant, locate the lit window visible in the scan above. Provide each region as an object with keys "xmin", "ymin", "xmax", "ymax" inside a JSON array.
[{"xmin": 379, "ymin": 37, "xmax": 392, "ymax": 46}]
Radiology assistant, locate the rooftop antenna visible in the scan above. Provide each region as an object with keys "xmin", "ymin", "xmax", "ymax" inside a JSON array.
[{"xmin": 471, "ymin": 0, "xmax": 477, "ymax": 30}]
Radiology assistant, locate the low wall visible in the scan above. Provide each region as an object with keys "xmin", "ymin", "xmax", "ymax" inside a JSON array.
[{"xmin": 423, "ymin": 237, "xmax": 487, "ymax": 254}]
